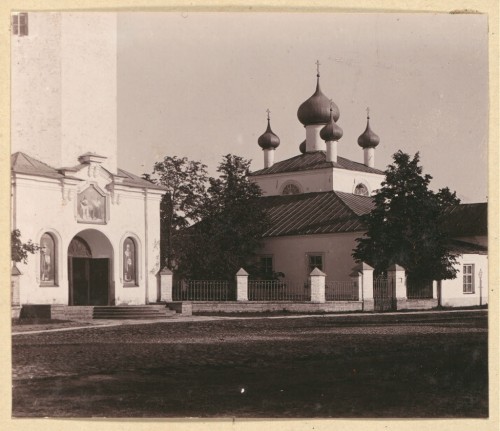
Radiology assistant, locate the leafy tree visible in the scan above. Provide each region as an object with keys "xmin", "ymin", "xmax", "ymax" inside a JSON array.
[
  {"xmin": 176, "ymin": 154, "xmax": 270, "ymax": 280},
  {"xmin": 11, "ymin": 229, "xmax": 39, "ymax": 264},
  {"xmin": 144, "ymin": 156, "xmax": 209, "ymax": 269},
  {"xmin": 353, "ymin": 151, "xmax": 460, "ymax": 281}
]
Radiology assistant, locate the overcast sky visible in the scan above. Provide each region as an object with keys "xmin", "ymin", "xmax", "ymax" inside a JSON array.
[{"xmin": 117, "ymin": 12, "xmax": 488, "ymax": 203}]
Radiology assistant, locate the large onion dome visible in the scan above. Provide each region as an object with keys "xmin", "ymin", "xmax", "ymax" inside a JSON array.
[
  {"xmin": 357, "ymin": 109, "xmax": 380, "ymax": 149},
  {"xmin": 297, "ymin": 70, "xmax": 339, "ymax": 126},
  {"xmin": 258, "ymin": 111, "xmax": 280, "ymax": 150},
  {"xmin": 320, "ymin": 104, "xmax": 343, "ymax": 142}
]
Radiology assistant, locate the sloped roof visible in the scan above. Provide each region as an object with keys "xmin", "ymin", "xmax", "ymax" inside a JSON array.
[
  {"xmin": 11, "ymin": 152, "xmax": 165, "ymax": 191},
  {"xmin": 250, "ymin": 151, "xmax": 384, "ymax": 176},
  {"xmin": 259, "ymin": 190, "xmax": 374, "ymax": 237},
  {"xmin": 442, "ymin": 203, "xmax": 487, "ymax": 237},
  {"xmin": 447, "ymin": 239, "xmax": 488, "ymax": 255},
  {"xmin": 117, "ymin": 168, "xmax": 166, "ymax": 190},
  {"xmin": 11, "ymin": 152, "xmax": 65, "ymax": 179}
]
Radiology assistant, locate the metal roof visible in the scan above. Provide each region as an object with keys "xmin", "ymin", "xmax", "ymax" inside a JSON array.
[
  {"xmin": 11, "ymin": 152, "xmax": 65, "ymax": 179},
  {"xmin": 447, "ymin": 239, "xmax": 488, "ymax": 255},
  {"xmin": 250, "ymin": 151, "xmax": 384, "ymax": 176},
  {"xmin": 11, "ymin": 152, "xmax": 165, "ymax": 191},
  {"xmin": 442, "ymin": 203, "xmax": 487, "ymax": 237},
  {"xmin": 259, "ymin": 190, "xmax": 374, "ymax": 237}
]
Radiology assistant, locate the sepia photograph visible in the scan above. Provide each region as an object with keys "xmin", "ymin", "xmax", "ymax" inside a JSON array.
[{"xmin": 6, "ymin": 7, "xmax": 496, "ymax": 424}]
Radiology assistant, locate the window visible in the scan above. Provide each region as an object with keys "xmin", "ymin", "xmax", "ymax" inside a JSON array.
[
  {"xmin": 40, "ymin": 233, "xmax": 56, "ymax": 285},
  {"xmin": 12, "ymin": 13, "xmax": 29, "ymax": 36},
  {"xmin": 354, "ymin": 183, "xmax": 369, "ymax": 196},
  {"xmin": 463, "ymin": 264, "xmax": 475, "ymax": 293},
  {"xmin": 282, "ymin": 183, "xmax": 301, "ymax": 195},
  {"xmin": 307, "ymin": 254, "xmax": 324, "ymax": 273},
  {"xmin": 123, "ymin": 237, "xmax": 137, "ymax": 285},
  {"xmin": 260, "ymin": 256, "xmax": 273, "ymax": 276}
]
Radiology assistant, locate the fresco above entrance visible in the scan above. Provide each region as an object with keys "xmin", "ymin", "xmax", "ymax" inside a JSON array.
[{"xmin": 77, "ymin": 184, "xmax": 107, "ymax": 224}]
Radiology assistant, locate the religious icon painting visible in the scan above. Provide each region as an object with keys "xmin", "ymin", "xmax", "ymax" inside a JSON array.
[{"xmin": 77, "ymin": 184, "xmax": 107, "ymax": 224}]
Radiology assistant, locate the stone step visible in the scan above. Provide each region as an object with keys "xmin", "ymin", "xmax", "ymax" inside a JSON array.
[{"xmin": 93, "ymin": 306, "xmax": 175, "ymax": 320}]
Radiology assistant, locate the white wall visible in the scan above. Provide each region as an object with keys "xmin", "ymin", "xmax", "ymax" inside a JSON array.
[
  {"xmin": 441, "ymin": 254, "xmax": 488, "ymax": 307},
  {"xmin": 12, "ymin": 170, "xmax": 163, "ymax": 306},
  {"xmin": 259, "ymin": 232, "xmax": 361, "ymax": 283},
  {"xmin": 11, "ymin": 13, "xmax": 63, "ymax": 167},
  {"xmin": 331, "ymin": 168, "xmax": 384, "ymax": 196},
  {"xmin": 60, "ymin": 13, "xmax": 118, "ymax": 173},
  {"xmin": 252, "ymin": 167, "xmax": 383, "ymax": 196},
  {"xmin": 11, "ymin": 12, "xmax": 118, "ymax": 173}
]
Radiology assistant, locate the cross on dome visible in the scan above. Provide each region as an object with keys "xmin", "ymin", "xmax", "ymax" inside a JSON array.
[{"xmin": 316, "ymin": 60, "xmax": 321, "ymax": 77}]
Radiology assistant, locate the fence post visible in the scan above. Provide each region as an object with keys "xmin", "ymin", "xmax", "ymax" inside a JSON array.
[
  {"xmin": 388, "ymin": 264, "xmax": 407, "ymax": 310},
  {"xmin": 350, "ymin": 268, "xmax": 363, "ymax": 302},
  {"xmin": 11, "ymin": 263, "xmax": 22, "ymax": 319},
  {"xmin": 310, "ymin": 268, "xmax": 326, "ymax": 303},
  {"xmin": 159, "ymin": 267, "xmax": 173, "ymax": 302},
  {"xmin": 432, "ymin": 280, "xmax": 438, "ymax": 299},
  {"xmin": 357, "ymin": 263, "xmax": 374, "ymax": 311},
  {"xmin": 236, "ymin": 268, "xmax": 249, "ymax": 301}
]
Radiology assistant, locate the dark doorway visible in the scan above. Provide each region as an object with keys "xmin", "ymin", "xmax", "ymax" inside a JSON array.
[{"xmin": 69, "ymin": 258, "xmax": 109, "ymax": 305}]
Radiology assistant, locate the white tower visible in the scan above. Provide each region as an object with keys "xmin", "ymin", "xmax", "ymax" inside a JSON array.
[{"xmin": 11, "ymin": 12, "xmax": 118, "ymax": 173}]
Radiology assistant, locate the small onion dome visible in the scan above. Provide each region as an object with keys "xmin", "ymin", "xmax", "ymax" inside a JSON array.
[
  {"xmin": 320, "ymin": 106, "xmax": 343, "ymax": 142},
  {"xmin": 297, "ymin": 75, "xmax": 339, "ymax": 126},
  {"xmin": 299, "ymin": 140, "xmax": 306, "ymax": 153},
  {"xmin": 357, "ymin": 110, "xmax": 380, "ymax": 149},
  {"xmin": 258, "ymin": 112, "xmax": 280, "ymax": 150}
]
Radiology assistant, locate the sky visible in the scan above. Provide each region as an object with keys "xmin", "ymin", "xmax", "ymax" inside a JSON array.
[{"xmin": 117, "ymin": 12, "xmax": 489, "ymax": 203}]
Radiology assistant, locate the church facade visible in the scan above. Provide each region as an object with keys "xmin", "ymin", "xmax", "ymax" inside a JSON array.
[
  {"xmin": 249, "ymin": 68, "xmax": 488, "ymax": 307},
  {"xmin": 11, "ymin": 12, "xmax": 165, "ymax": 308}
]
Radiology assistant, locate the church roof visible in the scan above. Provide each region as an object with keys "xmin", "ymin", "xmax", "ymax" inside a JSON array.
[
  {"xmin": 11, "ymin": 152, "xmax": 67, "ymax": 179},
  {"xmin": 259, "ymin": 190, "xmax": 374, "ymax": 237},
  {"xmin": 259, "ymin": 191, "xmax": 487, "ymax": 246},
  {"xmin": 442, "ymin": 203, "xmax": 487, "ymax": 237},
  {"xmin": 250, "ymin": 151, "xmax": 384, "ymax": 176},
  {"xmin": 447, "ymin": 239, "xmax": 487, "ymax": 255},
  {"xmin": 11, "ymin": 152, "xmax": 165, "ymax": 191}
]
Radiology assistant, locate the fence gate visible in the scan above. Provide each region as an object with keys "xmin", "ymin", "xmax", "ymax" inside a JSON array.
[{"xmin": 373, "ymin": 276, "xmax": 396, "ymax": 312}]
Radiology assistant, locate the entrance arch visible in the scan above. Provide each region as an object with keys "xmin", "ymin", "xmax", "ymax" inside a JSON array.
[{"xmin": 68, "ymin": 229, "xmax": 114, "ymax": 306}]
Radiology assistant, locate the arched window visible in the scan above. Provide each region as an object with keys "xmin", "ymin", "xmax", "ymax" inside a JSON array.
[
  {"xmin": 354, "ymin": 183, "xmax": 369, "ymax": 196},
  {"xmin": 40, "ymin": 233, "xmax": 56, "ymax": 285},
  {"xmin": 282, "ymin": 183, "xmax": 301, "ymax": 195},
  {"xmin": 123, "ymin": 237, "xmax": 137, "ymax": 285}
]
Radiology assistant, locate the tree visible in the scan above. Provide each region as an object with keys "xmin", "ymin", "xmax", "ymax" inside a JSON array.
[
  {"xmin": 144, "ymin": 156, "xmax": 209, "ymax": 269},
  {"xmin": 353, "ymin": 151, "xmax": 460, "ymax": 282},
  {"xmin": 176, "ymin": 154, "xmax": 270, "ymax": 280},
  {"xmin": 11, "ymin": 229, "xmax": 39, "ymax": 264}
]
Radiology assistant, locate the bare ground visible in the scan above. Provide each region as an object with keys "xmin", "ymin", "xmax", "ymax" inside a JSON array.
[{"xmin": 12, "ymin": 312, "xmax": 488, "ymax": 418}]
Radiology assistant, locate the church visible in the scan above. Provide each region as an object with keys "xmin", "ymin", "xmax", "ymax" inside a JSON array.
[
  {"xmin": 10, "ymin": 13, "xmax": 487, "ymax": 315},
  {"xmin": 249, "ymin": 65, "xmax": 488, "ymax": 307},
  {"xmin": 10, "ymin": 12, "xmax": 165, "ymax": 314}
]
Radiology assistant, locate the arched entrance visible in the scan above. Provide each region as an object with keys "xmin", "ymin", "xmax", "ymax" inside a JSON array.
[{"xmin": 68, "ymin": 230, "xmax": 114, "ymax": 306}]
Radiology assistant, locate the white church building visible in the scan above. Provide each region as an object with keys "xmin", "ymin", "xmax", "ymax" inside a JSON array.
[
  {"xmin": 11, "ymin": 12, "xmax": 165, "ymax": 311},
  {"xmin": 249, "ymin": 68, "xmax": 488, "ymax": 308}
]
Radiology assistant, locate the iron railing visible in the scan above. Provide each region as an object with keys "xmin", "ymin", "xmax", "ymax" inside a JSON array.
[
  {"xmin": 173, "ymin": 280, "xmax": 235, "ymax": 301},
  {"xmin": 248, "ymin": 280, "xmax": 310, "ymax": 301},
  {"xmin": 325, "ymin": 281, "xmax": 359, "ymax": 301},
  {"xmin": 406, "ymin": 279, "xmax": 433, "ymax": 299}
]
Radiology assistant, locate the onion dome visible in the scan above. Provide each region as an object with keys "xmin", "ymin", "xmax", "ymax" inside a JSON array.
[
  {"xmin": 299, "ymin": 140, "xmax": 306, "ymax": 153},
  {"xmin": 320, "ymin": 101, "xmax": 343, "ymax": 142},
  {"xmin": 297, "ymin": 61, "xmax": 339, "ymax": 126},
  {"xmin": 258, "ymin": 110, "xmax": 280, "ymax": 150},
  {"xmin": 357, "ymin": 108, "xmax": 380, "ymax": 149}
]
